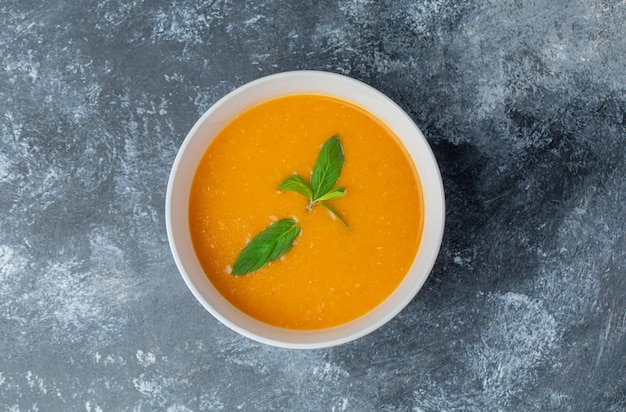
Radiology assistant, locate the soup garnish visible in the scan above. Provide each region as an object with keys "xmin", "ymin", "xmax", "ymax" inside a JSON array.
[{"xmin": 233, "ymin": 135, "xmax": 349, "ymax": 275}]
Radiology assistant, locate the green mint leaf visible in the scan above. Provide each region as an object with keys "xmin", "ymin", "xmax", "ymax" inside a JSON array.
[
  {"xmin": 278, "ymin": 174, "xmax": 313, "ymax": 200},
  {"xmin": 232, "ymin": 218, "xmax": 301, "ymax": 275},
  {"xmin": 320, "ymin": 202, "xmax": 349, "ymax": 229},
  {"xmin": 310, "ymin": 135, "xmax": 344, "ymax": 200},
  {"xmin": 314, "ymin": 187, "xmax": 347, "ymax": 203}
]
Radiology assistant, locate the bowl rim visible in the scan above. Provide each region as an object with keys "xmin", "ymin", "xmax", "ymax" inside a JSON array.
[{"xmin": 166, "ymin": 70, "xmax": 445, "ymax": 349}]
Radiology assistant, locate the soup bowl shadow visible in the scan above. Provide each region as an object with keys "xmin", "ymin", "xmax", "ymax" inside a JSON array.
[{"xmin": 166, "ymin": 71, "xmax": 445, "ymax": 349}]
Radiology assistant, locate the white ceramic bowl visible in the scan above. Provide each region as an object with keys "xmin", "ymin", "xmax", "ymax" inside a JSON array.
[{"xmin": 166, "ymin": 71, "xmax": 445, "ymax": 349}]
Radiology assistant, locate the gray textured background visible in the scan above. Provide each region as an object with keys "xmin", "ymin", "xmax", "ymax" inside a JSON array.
[{"xmin": 1, "ymin": 0, "xmax": 625, "ymax": 411}]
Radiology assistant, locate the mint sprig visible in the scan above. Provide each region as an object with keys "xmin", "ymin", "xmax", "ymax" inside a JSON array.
[
  {"xmin": 232, "ymin": 218, "xmax": 301, "ymax": 276},
  {"xmin": 231, "ymin": 135, "xmax": 349, "ymax": 276},
  {"xmin": 279, "ymin": 135, "xmax": 348, "ymax": 228}
]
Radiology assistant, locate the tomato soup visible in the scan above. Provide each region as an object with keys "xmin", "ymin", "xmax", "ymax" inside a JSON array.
[{"xmin": 189, "ymin": 94, "xmax": 423, "ymax": 329}]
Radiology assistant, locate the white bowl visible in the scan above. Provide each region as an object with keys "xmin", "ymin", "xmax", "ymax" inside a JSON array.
[{"xmin": 166, "ymin": 71, "xmax": 445, "ymax": 349}]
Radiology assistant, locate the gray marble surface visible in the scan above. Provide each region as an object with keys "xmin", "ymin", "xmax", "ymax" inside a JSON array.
[{"xmin": 1, "ymin": 0, "xmax": 625, "ymax": 410}]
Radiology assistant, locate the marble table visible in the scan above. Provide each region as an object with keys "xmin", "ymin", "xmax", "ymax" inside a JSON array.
[{"xmin": 1, "ymin": 1, "xmax": 624, "ymax": 410}]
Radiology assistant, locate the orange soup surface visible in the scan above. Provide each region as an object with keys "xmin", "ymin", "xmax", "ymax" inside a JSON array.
[{"xmin": 189, "ymin": 94, "xmax": 423, "ymax": 329}]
